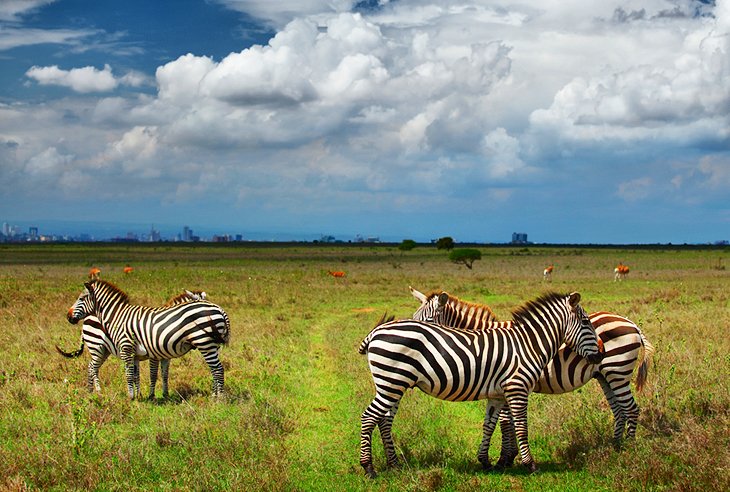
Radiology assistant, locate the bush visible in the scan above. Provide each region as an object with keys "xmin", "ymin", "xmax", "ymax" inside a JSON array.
[
  {"xmin": 448, "ymin": 248, "xmax": 481, "ymax": 269},
  {"xmin": 399, "ymin": 239, "xmax": 417, "ymax": 251},
  {"xmin": 435, "ymin": 237, "xmax": 455, "ymax": 250}
]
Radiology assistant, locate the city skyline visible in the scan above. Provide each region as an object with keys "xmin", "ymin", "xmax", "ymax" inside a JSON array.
[{"xmin": 1, "ymin": 1, "xmax": 729, "ymax": 244}]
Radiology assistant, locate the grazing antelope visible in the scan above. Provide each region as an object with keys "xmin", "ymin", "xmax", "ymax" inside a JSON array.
[
  {"xmin": 328, "ymin": 270, "xmax": 346, "ymax": 278},
  {"xmin": 543, "ymin": 265, "xmax": 554, "ymax": 281},
  {"xmin": 88, "ymin": 267, "xmax": 101, "ymax": 280},
  {"xmin": 614, "ymin": 263, "xmax": 630, "ymax": 281},
  {"xmin": 123, "ymin": 265, "xmax": 134, "ymax": 274}
]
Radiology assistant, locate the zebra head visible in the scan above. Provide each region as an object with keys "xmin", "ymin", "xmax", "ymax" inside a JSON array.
[
  {"xmin": 564, "ymin": 292, "xmax": 604, "ymax": 365},
  {"xmin": 67, "ymin": 282, "xmax": 97, "ymax": 324},
  {"xmin": 410, "ymin": 286, "xmax": 449, "ymax": 323}
]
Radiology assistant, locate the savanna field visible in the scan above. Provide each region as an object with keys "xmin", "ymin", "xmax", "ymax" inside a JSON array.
[{"xmin": 0, "ymin": 243, "xmax": 728, "ymax": 491}]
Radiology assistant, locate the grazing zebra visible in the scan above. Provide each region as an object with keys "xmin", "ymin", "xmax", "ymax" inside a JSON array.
[
  {"xmin": 410, "ymin": 286, "xmax": 654, "ymax": 462},
  {"xmin": 358, "ymin": 291, "xmax": 603, "ymax": 477},
  {"xmin": 57, "ymin": 290, "xmax": 207, "ymax": 398},
  {"xmin": 67, "ymin": 280, "xmax": 230, "ymax": 399}
]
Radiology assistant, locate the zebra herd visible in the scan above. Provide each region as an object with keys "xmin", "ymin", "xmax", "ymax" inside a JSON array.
[
  {"xmin": 64, "ymin": 280, "xmax": 230, "ymax": 399},
  {"xmin": 60, "ymin": 279, "xmax": 653, "ymax": 478}
]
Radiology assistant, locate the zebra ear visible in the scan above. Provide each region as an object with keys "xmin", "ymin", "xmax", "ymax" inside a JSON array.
[
  {"xmin": 438, "ymin": 292, "xmax": 449, "ymax": 307},
  {"xmin": 410, "ymin": 286, "xmax": 427, "ymax": 303},
  {"xmin": 568, "ymin": 292, "xmax": 581, "ymax": 308}
]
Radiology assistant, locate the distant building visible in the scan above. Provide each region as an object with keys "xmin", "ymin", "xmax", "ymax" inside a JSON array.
[
  {"xmin": 29, "ymin": 227, "xmax": 38, "ymax": 240},
  {"xmin": 182, "ymin": 226, "xmax": 193, "ymax": 242},
  {"xmin": 511, "ymin": 232, "xmax": 529, "ymax": 244}
]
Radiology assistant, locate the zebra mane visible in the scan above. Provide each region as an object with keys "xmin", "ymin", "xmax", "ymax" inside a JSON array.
[
  {"xmin": 87, "ymin": 279, "xmax": 130, "ymax": 304},
  {"xmin": 164, "ymin": 290, "xmax": 204, "ymax": 306},
  {"xmin": 510, "ymin": 291, "xmax": 567, "ymax": 324},
  {"xmin": 427, "ymin": 290, "xmax": 499, "ymax": 320}
]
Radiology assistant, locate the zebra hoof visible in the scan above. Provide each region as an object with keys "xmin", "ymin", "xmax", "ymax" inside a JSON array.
[
  {"xmin": 524, "ymin": 462, "xmax": 539, "ymax": 474},
  {"xmin": 363, "ymin": 464, "xmax": 377, "ymax": 479},
  {"xmin": 480, "ymin": 461, "xmax": 494, "ymax": 472},
  {"xmin": 495, "ymin": 457, "xmax": 515, "ymax": 470}
]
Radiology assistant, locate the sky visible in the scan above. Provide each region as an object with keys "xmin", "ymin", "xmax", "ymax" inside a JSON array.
[{"xmin": 0, "ymin": 0, "xmax": 728, "ymax": 243}]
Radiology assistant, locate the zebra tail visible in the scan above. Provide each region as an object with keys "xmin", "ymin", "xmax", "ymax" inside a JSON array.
[
  {"xmin": 357, "ymin": 312, "xmax": 395, "ymax": 355},
  {"xmin": 635, "ymin": 329, "xmax": 655, "ymax": 393},
  {"xmin": 55, "ymin": 340, "xmax": 85, "ymax": 358}
]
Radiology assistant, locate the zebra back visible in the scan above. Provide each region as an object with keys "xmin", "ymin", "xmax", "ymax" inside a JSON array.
[
  {"xmin": 358, "ymin": 312, "xmax": 395, "ymax": 354},
  {"xmin": 412, "ymin": 287, "xmax": 498, "ymax": 329}
]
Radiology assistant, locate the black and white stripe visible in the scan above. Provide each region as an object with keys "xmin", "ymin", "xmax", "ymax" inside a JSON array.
[
  {"xmin": 67, "ymin": 280, "xmax": 230, "ymax": 399},
  {"xmin": 358, "ymin": 292, "xmax": 602, "ymax": 477},
  {"xmin": 410, "ymin": 287, "xmax": 654, "ymax": 463},
  {"xmin": 57, "ymin": 290, "xmax": 206, "ymax": 398}
]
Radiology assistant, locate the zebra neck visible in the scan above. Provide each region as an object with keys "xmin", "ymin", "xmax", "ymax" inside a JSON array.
[{"xmin": 508, "ymin": 318, "xmax": 564, "ymax": 368}]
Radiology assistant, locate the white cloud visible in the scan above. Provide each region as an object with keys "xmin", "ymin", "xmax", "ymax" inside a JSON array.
[
  {"xmin": 617, "ymin": 177, "xmax": 653, "ymax": 202},
  {"xmin": 25, "ymin": 64, "xmax": 149, "ymax": 93},
  {"xmin": 0, "ymin": 0, "xmax": 55, "ymax": 22},
  {"xmin": 24, "ymin": 146, "xmax": 73, "ymax": 176}
]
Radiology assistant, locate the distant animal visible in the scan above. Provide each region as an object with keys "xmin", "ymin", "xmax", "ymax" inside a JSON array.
[
  {"xmin": 57, "ymin": 290, "xmax": 207, "ymax": 398},
  {"xmin": 66, "ymin": 280, "xmax": 230, "ymax": 399},
  {"xmin": 88, "ymin": 267, "xmax": 101, "ymax": 280},
  {"xmin": 543, "ymin": 265, "xmax": 554, "ymax": 281},
  {"xmin": 123, "ymin": 266, "xmax": 134, "ymax": 274},
  {"xmin": 614, "ymin": 263, "xmax": 630, "ymax": 281},
  {"xmin": 410, "ymin": 287, "xmax": 654, "ymax": 459},
  {"xmin": 328, "ymin": 270, "xmax": 346, "ymax": 278},
  {"xmin": 358, "ymin": 292, "xmax": 603, "ymax": 477}
]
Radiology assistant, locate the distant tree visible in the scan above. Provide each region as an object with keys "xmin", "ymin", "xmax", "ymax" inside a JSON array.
[
  {"xmin": 398, "ymin": 239, "xmax": 417, "ymax": 251},
  {"xmin": 435, "ymin": 236, "xmax": 455, "ymax": 250},
  {"xmin": 449, "ymin": 248, "xmax": 482, "ymax": 269}
]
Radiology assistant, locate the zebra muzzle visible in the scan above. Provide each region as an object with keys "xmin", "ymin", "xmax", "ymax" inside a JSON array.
[{"xmin": 67, "ymin": 308, "xmax": 79, "ymax": 324}]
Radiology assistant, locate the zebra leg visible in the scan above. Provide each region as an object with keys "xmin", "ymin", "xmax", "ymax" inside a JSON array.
[
  {"xmin": 87, "ymin": 350, "xmax": 109, "ymax": 392},
  {"xmin": 360, "ymin": 392, "xmax": 399, "ymax": 478},
  {"xmin": 148, "ymin": 359, "xmax": 159, "ymax": 400},
  {"xmin": 160, "ymin": 359, "xmax": 170, "ymax": 399},
  {"xmin": 595, "ymin": 374, "xmax": 626, "ymax": 445},
  {"xmin": 377, "ymin": 402, "xmax": 400, "ymax": 468},
  {"xmin": 120, "ymin": 347, "xmax": 138, "ymax": 399},
  {"xmin": 505, "ymin": 392, "xmax": 538, "ymax": 473},
  {"xmin": 200, "ymin": 348, "xmax": 225, "ymax": 397},
  {"xmin": 133, "ymin": 359, "xmax": 141, "ymax": 397},
  {"xmin": 477, "ymin": 399, "xmax": 505, "ymax": 470},
  {"xmin": 496, "ymin": 407, "xmax": 518, "ymax": 469}
]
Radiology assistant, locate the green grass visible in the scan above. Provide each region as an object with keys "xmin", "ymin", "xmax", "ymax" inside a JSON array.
[{"xmin": 0, "ymin": 243, "xmax": 728, "ymax": 491}]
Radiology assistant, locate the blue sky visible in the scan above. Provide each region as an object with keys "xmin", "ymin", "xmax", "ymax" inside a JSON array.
[{"xmin": 1, "ymin": 0, "xmax": 728, "ymax": 243}]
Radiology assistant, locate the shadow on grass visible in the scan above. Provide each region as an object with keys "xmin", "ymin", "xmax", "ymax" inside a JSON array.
[{"xmin": 146, "ymin": 383, "xmax": 252, "ymax": 405}]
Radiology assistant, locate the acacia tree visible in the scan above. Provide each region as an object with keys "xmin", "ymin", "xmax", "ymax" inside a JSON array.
[
  {"xmin": 399, "ymin": 239, "xmax": 417, "ymax": 251},
  {"xmin": 435, "ymin": 236, "xmax": 455, "ymax": 250},
  {"xmin": 449, "ymin": 248, "xmax": 481, "ymax": 269}
]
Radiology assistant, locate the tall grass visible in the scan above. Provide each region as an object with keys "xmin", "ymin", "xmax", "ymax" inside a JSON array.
[{"xmin": 0, "ymin": 244, "xmax": 728, "ymax": 491}]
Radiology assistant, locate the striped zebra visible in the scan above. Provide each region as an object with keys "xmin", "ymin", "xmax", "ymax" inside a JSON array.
[
  {"xmin": 410, "ymin": 286, "xmax": 654, "ymax": 463},
  {"xmin": 67, "ymin": 280, "xmax": 230, "ymax": 399},
  {"xmin": 358, "ymin": 291, "xmax": 603, "ymax": 477},
  {"xmin": 57, "ymin": 290, "xmax": 206, "ymax": 398}
]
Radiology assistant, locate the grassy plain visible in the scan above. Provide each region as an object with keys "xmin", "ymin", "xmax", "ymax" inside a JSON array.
[{"xmin": 0, "ymin": 243, "xmax": 728, "ymax": 491}]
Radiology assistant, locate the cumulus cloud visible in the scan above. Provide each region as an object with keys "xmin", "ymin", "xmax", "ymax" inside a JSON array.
[
  {"xmin": 0, "ymin": 0, "xmax": 55, "ymax": 22},
  {"xmin": 25, "ymin": 64, "xmax": 149, "ymax": 93},
  {"xmin": 4, "ymin": 0, "xmax": 730, "ymax": 241}
]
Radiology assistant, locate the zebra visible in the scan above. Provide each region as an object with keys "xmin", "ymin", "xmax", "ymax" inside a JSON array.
[
  {"xmin": 67, "ymin": 280, "xmax": 230, "ymax": 399},
  {"xmin": 410, "ymin": 286, "xmax": 654, "ymax": 464},
  {"xmin": 57, "ymin": 290, "xmax": 207, "ymax": 398},
  {"xmin": 358, "ymin": 291, "xmax": 603, "ymax": 477}
]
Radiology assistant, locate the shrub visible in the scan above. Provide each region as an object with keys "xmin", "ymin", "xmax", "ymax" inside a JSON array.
[
  {"xmin": 435, "ymin": 237, "xmax": 455, "ymax": 250},
  {"xmin": 448, "ymin": 248, "xmax": 481, "ymax": 269}
]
